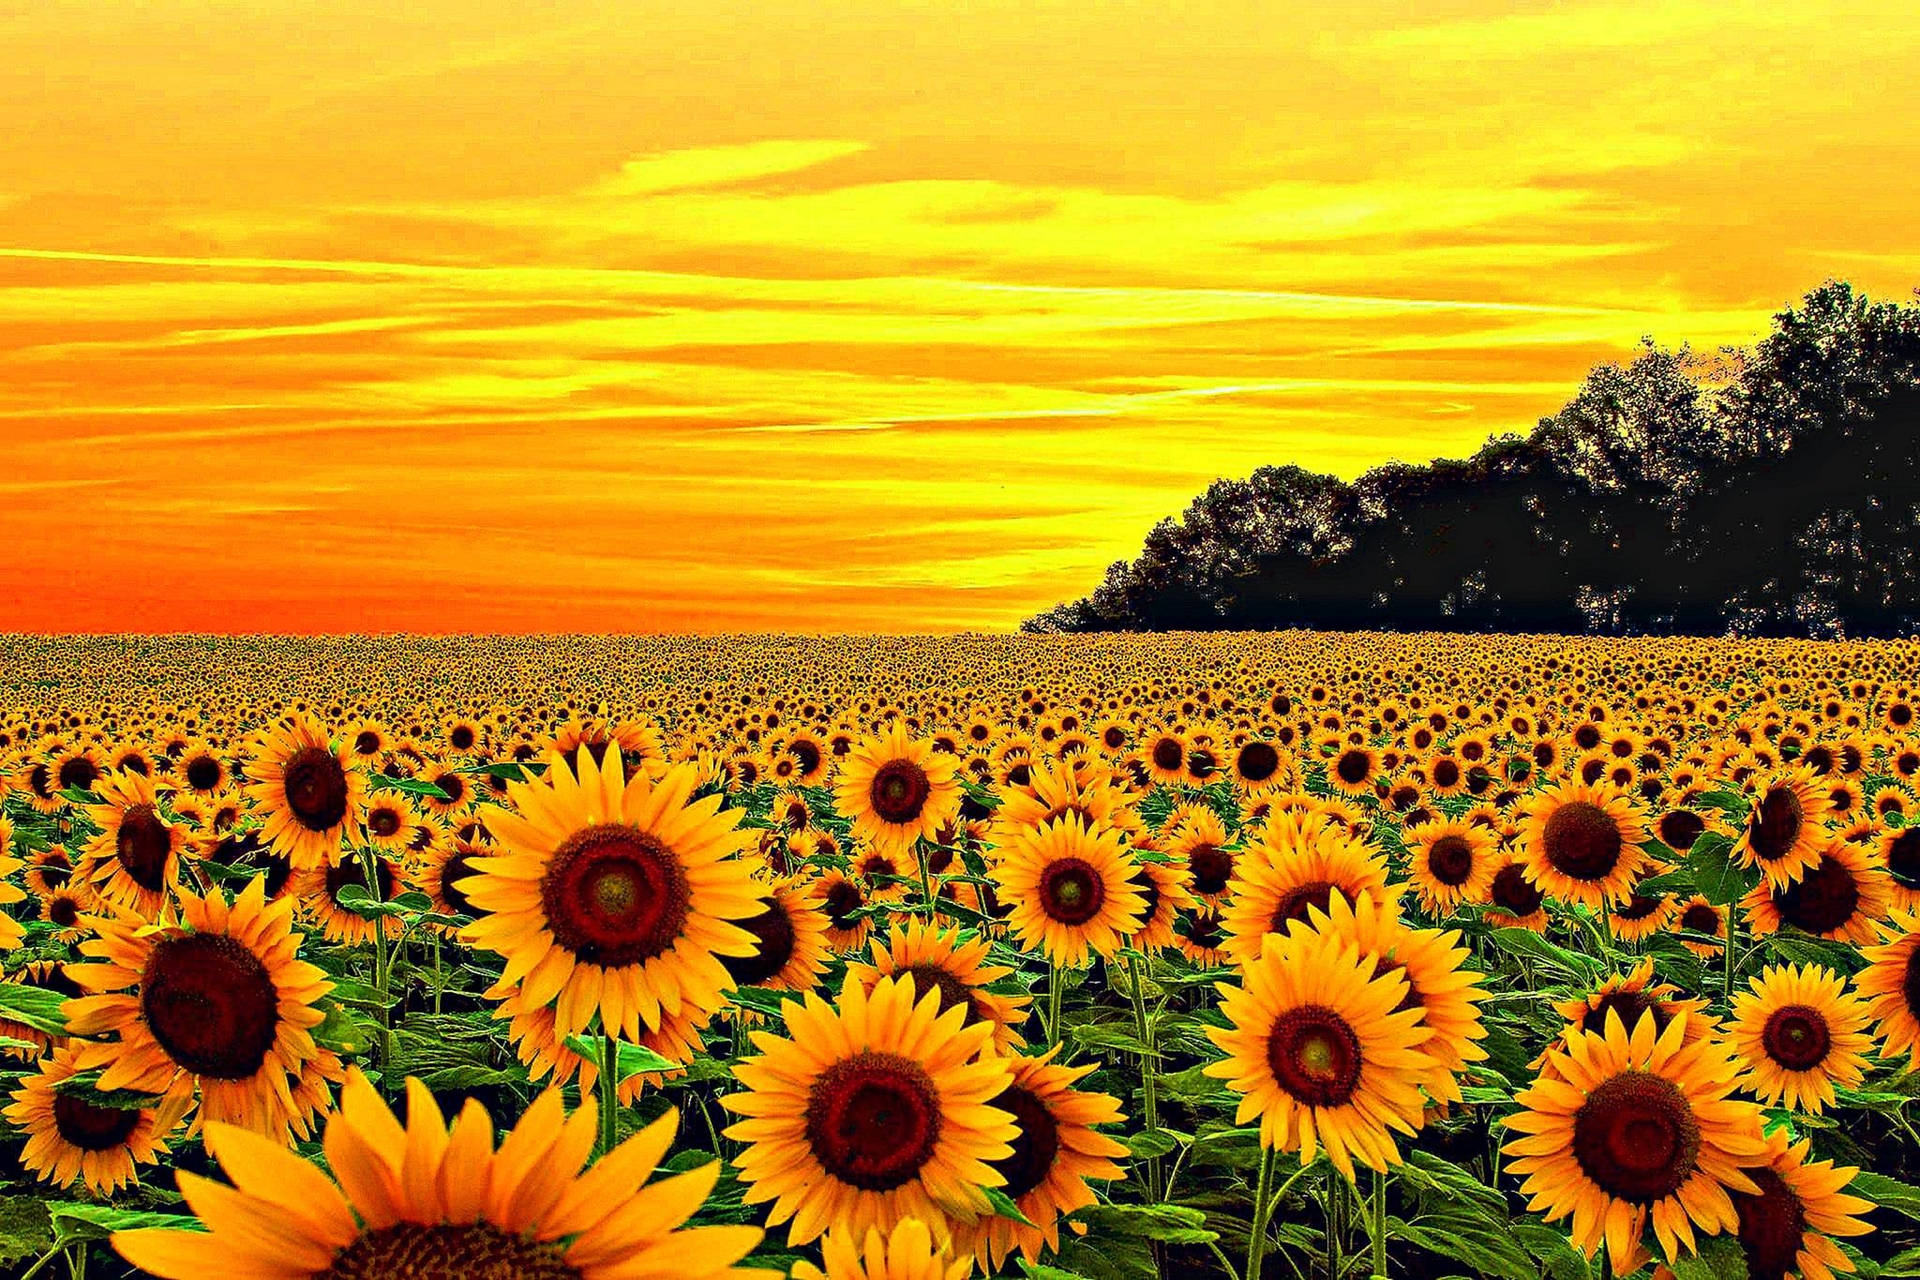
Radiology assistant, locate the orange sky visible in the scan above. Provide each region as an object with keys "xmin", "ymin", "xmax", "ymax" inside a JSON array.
[{"xmin": 3, "ymin": 1, "xmax": 1918, "ymax": 633}]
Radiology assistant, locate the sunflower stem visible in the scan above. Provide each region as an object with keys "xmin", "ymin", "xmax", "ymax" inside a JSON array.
[
  {"xmin": 597, "ymin": 1027, "xmax": 620, "ymax": 1157},
  {"xmin": 15, "ymin": 1244, "xmax": 61, "ymax": 1280},
  {"xmin": 1722, "ymin": 894, "xmax": 1739, "ymax": 1008},
  {"xmin": 1246, "ymin": 1141, "xmax": 1278, "ymax": 1280},
  {"xmin": 1046, "ymin": 962, "xmax": 1064, "ymax": 1045},
  {"xmin": 1367, "ymin": 1168, "xmax": 1388, "ymax": 1278},
  {"xmin": 1124, "ymin": 950, "xmax": 1163, "ymax": 1201},
  {"xmin": 915, "ymin": 836, "xmax": 936, "ymax": 919},
  {"xmin": 356, "ymin": 844, "xmax": 395, "ymax": 1079}
]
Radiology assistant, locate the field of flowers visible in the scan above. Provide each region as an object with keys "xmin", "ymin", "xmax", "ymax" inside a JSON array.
[{"xmin": 3, "ymin": 631, "xmax": 1920, "ymax": 1280}]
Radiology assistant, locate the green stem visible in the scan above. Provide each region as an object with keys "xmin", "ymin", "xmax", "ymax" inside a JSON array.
[
  {"xmin": 356, "ymin": 845, "xmax": 395, "ymax": 1077},
  {"xmin": 1046, "ymin": 963, "xmax": 1064, "ymax": 1044},
  {"xmin": 1723, "ymin": 894, "xmax": 1739, "ymax": 1007},
  {"xmin": 1368, "ymin": 1168, "xmax": 1388, "ymax": 1278},
  {"xmin": 1247, "ymin": 1142, "xmax": 1278, "ymax": 1280},
  {"xmin": 15, "ymin": 1244, "xmax": 62, "ymax": 1280},
  {"xmin": 916, "ymin": 838, "xmax": 937, "ymax": 919},
  {"xmin": 597, "ymin": 1027, "xmax": 620, "ymax": 1157},
  {"xmin": 1124, "ymin": 951, "xmax": 1163, "ymax": 1201},
  {"xmin": 1326, "ymin": 1170, "xmax": 1343, "ymax": 1280}
]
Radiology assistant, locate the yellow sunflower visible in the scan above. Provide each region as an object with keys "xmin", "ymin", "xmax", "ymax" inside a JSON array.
[
  {"xmin": 245, "ymin": 716, "xmax": 366, "ymax": 869},
  {"xmin": 75, "ymin": 768, "xmax": 188, "ymax": 915},
  {"xmin": 794, "ymin": 1219, "xmax": 973, "ymax": 1280},
  {"xmin": 720, "ymin": 876, "xmax": 834, "ymax": 996},
  {"xmin": 990, "ymin": 814, "xmax": 1145, "ymax": 968},
  {"xmin": 722, "ymin": 975, "xmax": 1018, "ymax": 1246},
  {"xmin": 114, "ymin": 1069, "xmax": 761, "ymax": 1280},
  {"xmin": 951, "ymin": 1047, "xmax": 1128, "ymax": 1270},
  {"xmin": 1654, "ymin": 1129, "xmax": 1872, "ymax": 1280},
  {"xmin": 1166, "ymin": 808, "xmax": 1236, "ymax": 908},
  {"xmin": 465, "ymin": 749, "xmax": 764, "ymax": 1039},
  {"xmin": 1859, "ymin": 908, "xmax": 1920, "ymax": 1067},
  {"xmin": 1125, "ymin": 854, "xmax": 1199, "ymax": 952},
  {"xmin": 1742, "ymin": 841, "xmax": 1891, "ymax": 945},
  {"xmin": 1204, "ymin": 927, "xmax": 1436, "ymax": 1179},
  {"xmin": 835, "ymin": 723, "xmax": 963, "ymax": 850},
  {"xmin": 1518, "ymin": 781, "xmax": 1653, "ymax": 910},
  {"xmin": 1405, "ymin": 818, "xmax": 1499, "ymax": 915},
  {"xmin": 64, "ymin": 877, "xmax": 340, "ymax": 1142},
  {"xmin": 5, "ymin": 1041, "xmax": 191, "ymax": 1193},
  {"xmin": 1723, "ymin": 963, "xmax": 1872, "ymax": 1114},
  {"xmin": 1734, "ymin": 767, "xmax": 1831, "ymax": 889},
  {"xmin": 1219, "ymin": 811, "xmax": 1390, "ymax": 968},
  {"xmin": 1544, "ymin": 959, "xmax": 1712, "ymax": 1072},
  {"xmin": 845, "ymin": 919, "xmax": 1030, "ymax": 1057},
  {"xmin": 1503, "ymin": 1009, "xmax": 1768, "ymax": 1267}
]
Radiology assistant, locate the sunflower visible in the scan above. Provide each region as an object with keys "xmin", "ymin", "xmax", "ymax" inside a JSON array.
[
  {"xmin": 113, "ymin": 1069, "xmax": 762, "ymax": 1280},
  {"xmin": 1229, "ymin": 738, "xmax": 1291, "ymax": 795},
  {"xmin": 1547, "ymin": 960, "xmax": 1713, "ymax": 1070},
  {"xmin": 845, "ymin": 919, "xmax": 1030, "ymax": 1057},
  {"xmin": 1609, "ymin": 870, "xmax": 1681, "ymax": 941},
  {"xmin": 794, "ymin": 1219, "xmax": 972, "ymax": 1280},
  {"xmin": 358, "ymin": 792, "xmax": 421, "ymax": 852},
  {"xmin": 1675, "ymin": 895, "xmax": 1729, "ymax": 958},
  {"xmin": 170, "ymin": 740, "xmax": 229, "ymax": 796},
  {"xmin": 295, "ymin": 849, "xmax": 402, "ymax": 946},
  {"xmin": 1205, "ymin": 927, "xmax": 1435, "ymax": 1178},
  {"xmin": 1742, "ymin": 841, "xmax": 1891, "ymax": 945},
  {"xmin": 991, "ymin": 815, "xmax": 1145, "ymax": 968},
  {"xmin": 78, "ymin": 768, "xmax": 189, "ymax": 914},
  {"xmin": 0, "ymin": 829, "xmax": 25, "ymax": 950},
  {"xmin": 1518, "ymin": 781, "xmax": 1653, "ymax": 910},
  {"xmin": 1139, "ymin": 729, "xmax": 1189, "ymax": 787},
  {"xmin": 990, "ymin": 755, "xmax": 1130, "ymax": 845},
  {"xmin": 721, "ymin": 975, "xmax": 1018, "ymax": 1246},
  {"xmin": 816, "ymin": 867, "xmax": 876, "ymax": 953},
  {"xmin": 39, "ymin": 884, "xmax": 91, "ymax": 942},
  {"xmin": 951, "ymin": 1047, "xmax": 1128, "ymax": 1270},
  {"xmin": 1125, "ymin": 854, "xmax": 1198, "ymax": 952},
  {"xmin": 245, "ymin": 716, "xmax": 366, "ymax": 869},
  {"xmin": 5, "ymin": 1041, "xmax": 191, "ymax": 1193},
  {"xmin": 1502, "ymin": 1010, "xmax": 1768, "ymax": 1266},
  {"xmin": 1167, "ymin": 808, "xmax": 1236, "ymax": 908},
  {"xmin": 1859, "ymin": 908, "xmax": 1920, "ymax": 1067},
  {"xmin": 1654, "ymin": 806, "xmax": 1715, "ymax": 854},
  {"xmin": 1723, "ymin": 963, "xmax": 1871, "ymax": 1114},
  {"xmin": 836, "ymin": 723, "xmax": 963, "ymax": 850},
  {"xmin": 1405, "ymin": 818, "xmax": 1499, "ymax": 915},
  {"xmin": 1219, "ymin": 812, "xmax": 1390, "ymax": 967},
  {"xmin": 1874, "ymin": 824, "xmax": 1920, "ymax": 910},
  {"xmin": 1326, "ymin": 744, "xmax": 1381, "ymax": 797},
  {"xmin": 1734, "ymin": 768, "xmax": 1831, "ymax": 889},
  {"xmin": 415, "ymin": 835, "xmax": 490, "ymax": 924},
  {"xmin": 1485, "ymin": 857, "xmax": 1550, "ymax": 931},
  {"xmin": 721, "ymin": 876, "xmax": 834, "ymax": 996},
  {"xmin": 1175, "ymin": 909, "xmax": 1229, "ymax": 967},
  {"xmin": 64, "ymin": 877, "xmax": 340, "ymax": 1142}
]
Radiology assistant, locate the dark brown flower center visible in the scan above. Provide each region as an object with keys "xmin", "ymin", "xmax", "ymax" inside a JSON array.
[
  {"xmin": 449, "ymin": 726, "xmax": 476, "ymax": 751},
  {"xmin": 1679, "ymin": 902, "xmax": 1722, "ymax": 934},
  {"xmin": 49, "ymin": 896, "xmax": 80, "ymax": 927},
  {"xmin": 1581, "ymin": 990, "xmax": 1666, "ymax": 1036},
  {"xmin": 1657, "ymin": 810, "xmax": 1706, "ymax": 851},
  {"xmin": 539, "ymin": 826, "xmax": 690, "ymax": 968},
  {"xmin": 368, "ymin": 806, "xmax": 403, "ymax": 838},
  {"xmin": 1886, "ymin": 829, "xmax": 1920, "ymax": 888},
  {"xmin": 1432, "ymin": 759, "xmax": 1461, "ymax": 789},
  {"xmin": 823, "ymin": 879, "xmax": 865, "ymax": 930},
  {"xmin": 1761, "ymin": 1004, "xmax": 1832, "ymax": 1072},
  {"xmin": 1749, "ymin": 787, "xmax": 1805, "ymax": 862},
  {"xmin": 804, "ymin": 1051, "xmax": 941, "ymax": 1191},
  {"xmin": 1187, "ymin": 844, "xmax": 1233, "ymax": 895},
  {"xmin": 1151, "ymin": 738, "xmax": 1184, "ymax": 772},
  {"xmin": 721, "ymin": 898, "xmax": 797, "ymax": 987},
  {"xmin": 141, "ymin": 933, "xmax": 280, "ymax": 1080},
  {"xmin": 1039, "ymin": 857, "xmax": 1105, "ymax": 925},
  {"xmin": 1426, "ymin": 836, "xmax": 1475, "ymax": 886},
  {"xmin": 52, "ymin": 1092, "xmax": 142, "ymax": 1152},
  {"xmin": 791, "ymin": 740, "xmax": 823, "ymax": 775},
  {"xmin": 1775, "ymin": 855, "xmax": 1860, "ymax": 935},
  {"xmin": 438, "ymin": 848, "xmax": 484, "ymax": 918},
  {"xmin": 283, "ymin": 747, "xmax": 349, "ymax": 832},
  {"xmin": 353, "ymin": 731, "xmax": 382, "ymax": 756},
  {"xmin": 1236, "ymin": 743, "xmax": 1280, "ymax": 782},
  {"xmin": 116, "ymin": 805, "xmax": 173, "ymax": 891},
  {"xmin": 320, "ymin": 1222, "xmax": 582, "ymax": 1280},
  {"xmin": 184, "ymin": 755, "xmax": 223, "ymax": 791},
  {"xmin": 57, "ymin": 757, "xmax": 99, "ymax": 791},
  {"xmin": 1187, "ymin": 749, "xmax": 1217, "ymax": 779},
  {"xmin": 1732, "ymin": 1168, "xmax": 1807, "ymax": 1280},
  {"xmin": 988, "ymin": 1084, "xmax": 1060, "ymax": 1199},
  {"xmin": 1491, "ymin": 863, "xmax": 1546, "ymax": 915},
  {"xmin": 1271, "ymin": 879, "xmax": 1339, "ymax": 931},
  {"xmin": 1266, "ymin": 1005, "xmax": 1363, "ymax": 1107},
  {"xmin": 1542, "ymin": 801, "xmax": 1623, "ymax": 882},
  {"xmin": 1570, "ymin": 1071, "xmax": 1699, "ymax": 1204},
  {"xmin": 1335, "ymin": 750, "xmax": 1371, "ymax": 786},
  {"xmin": 870, "ymin": 760, "xmax": 932, "ymax": 825}
]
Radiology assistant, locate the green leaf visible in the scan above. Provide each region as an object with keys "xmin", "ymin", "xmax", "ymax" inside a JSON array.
[
  {"xmin": 333, "ymin": 883, "xmax": 403, "ymax": 918},
  {"xmin": 1068, "ymin": 1203, "xmax": 1217, "ymax": 1245},
  {"xmin": 46, "ymin": 1202, "xmax": 204, "ymax": 1244},
  {"xmin": 57, "ymin": 786, "xmax": 101, "ymax": 805},
  {"xmin": 1667, "ymin": 1234, "xmax": 1750, "ymax": 1280},
  {"xmin": 1123, "ymin": 1129, "xmax": 1182, "ymax": 1159},
  {"xmin": 418, "ymin": 1065, "xmax": 524, "ymax": 1091},
  {"xmin": 1020, "ymin": 1264, "xmax": 1096, "ymax": 1280},
  {"xmin": 0, "ymin": 981, "xmax": 68, "ymax": 1036},
  {"xmin": 1851, "ymin": 1170, "xmax": 1920, "ymax": 1219},
  {"xmin": 1489, "ymin": 928, "xmax": 1599, "ymax": 981},
  {"xmin": 1688, "ymin": 831, "xmax": 1755, "ymax": 904},
  {"xmin": 50, "ymin": 1070, "xmax": 167, "ymax": 1111},
  {"xmin": 1513, "ymin": 1220, "xmax": 1591, "ymax": 1280},
  {"xmin": 374, "ymin": 776, "xmax": 451, "ymax": 799},
  {"xmin": 726, "ymin": 985, "xmax": 805, "ymax": 1016},
  {"xmin": 312, "ymin": 1000, "xmax": 371, "ymax": 1055},
  {"xmin": 561, "ymin": 1036, "xmax": 679, "ymax": 1081},
  {"xmin": 0, "ymin": 1196, "xmax": 52, "ymax": 1264},
  {"xmin": 1070, "ymin": 1022, "xmax": 1157, "ymax": 1058},
  {"xmin": 983, "ymin": 1185, "xmax": 1036, "ymax": 1227}
]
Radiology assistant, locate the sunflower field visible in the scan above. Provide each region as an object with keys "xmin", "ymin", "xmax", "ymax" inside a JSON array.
[{"xmin": 6, "ymin": 632, "xmax": 1920, "ymax": 1280}]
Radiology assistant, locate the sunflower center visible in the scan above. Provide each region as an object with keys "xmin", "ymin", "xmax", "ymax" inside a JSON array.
[
  {"xmin": 326, "ymin": 855, "xmax": 397, "ymax": 905},
  {"xmin": 989, "ymin": 1084, "xmax": 1060, "ymax": 1200},
  {"xmin": 450, "ymin": 726, "xmax": 475, "ymax": 751},
  {"xmin": 184, "ymin": 756, "xmax": 222, "ymax": 790},
  {"xmin": 320, "ymin": 1223, "xmax": 582, "ymax": 1280},
  {"xmin": 1542, "ymin": 801, "xmax": 1624, "ymax": 881},
  {"xmin": 721, "ymin": 898, "xmax": 797, "ymax": 987},
  {"xmin": 1426, "ymin": 836, "xmax": 1475, "ymax": 886},
  {"xmin": 870, "ymin": 760, "xmax": 932, "ymax": 825},
  {"xmin": 115, "ymin": 805, "xmax": 173, "ymax": 891},
  {"xmin": 1237, "ymin": 743, "xmax": 1281, "ymax": 782},
  {"xmin": 436, "ymin": 774, "xmax": 465, "ymax": 806},
  {"xmin": 539, "ymin": 826, "xmax": 690, "ymax": 969},
  {"xmin": 1658, "ymin": 810, "xmax": 1706, "ymax": 851},
  {"xmin": 1491, "ymin": 864, "xmax": 1546, "ymax": 915},
  {"xmin": 1432, "ymin": 759, "xmax": 1460, "ymax": 789},
  {"xmin": 823, "ymin": 880, "xmax": 865, "ymax": 930},
  {"xmin": 1679, "ymin": 902, "xmax": 1721, "ymax": 934},
  {"xmin": 1187, "ymin": 844, "xmax": 1233, "ymax": 895},
  {"xmin": 901, "ymin": 963, "xmax": 980, "ymax": 1024},
  {"xmin": 1750, "ymin": 787, "xmax": 1805, "ymax": 862},
  {"xmin": 1335, "ymin": 750, "xmax": 1371, "ymax": 785},
  {"xmin": 1761, "ymin": 1004, "xmax": 1832, "ymax": 1071},
  {"xmin": 141, "ymin": 933, "xmax": 280, "ymax": 1080},
  {"xmin": 282, "ymin": 747, "xmax": 350, "ymax": 832},
  {"xmin": 1152, "ymin": 739, "xmax": 1184, "ymax": 771},
  {"xmin": 1265, "ymin": 1005, "xmax": 1364, "ymax": 1107},
  {"xmin": 1187, "ymin": 749, "xmax": 1217, "ymax": 779},
  {"xmin": 51, "ymin": 1091, "xmax": 142, "ymax": 1152},
  {"xmin": 803, "ymin": 1051, "xmax": 941, "ymax": 1191},
  {"xmin": 1130, "ymin": 872, "xmax": 1163, "ymax": 928},
  {"xmin": 1039, "ymin": 857, "xmax": 1106, "ymax": 925},
  {"xmin": 1270, "ymin": 880, "xmax": 1338, "ymax": 931},
  {"xmin": 368, "ymin": 807, "xmax": 402, "ymax": 838},
  {"xmin": 353, "ymin": 732, "xmax": 382, "ymax": 757},
  {"xmin": 1732, "ymin": 1168, "xmax": 1807, "ymax": 1280},
  {"xmin": 1775, "ymin": 855, "xmax": 1859, "ymax": 935},
  {"xmin": 791, "ymin": 740, "xmax": 822, "ymax": 774},
  {"xmin": 49, "ymin": 897, "xmax": 80, "ymax": 927},
  {"xmin": 1615, "ymin": 892, "xmax": 1663, "ymax": 921},
  {"xmin": 1887, "ymin": 829, "xmax": 1920, "ymax": 888},
  {"xmin": 1570, "ymin": 1071, "xmax": 1700, "ymax": 1204},
  {"xmin": 438, "ymin": 849, "xmax": 484, "ymax": 918},
  {"xmin": 58, "ymin": 757, "xmax": 99, "ymax": 791},
  {"xmin": 1582, "ymin": 990, "xmax": 1665, "ymax": 1036}
]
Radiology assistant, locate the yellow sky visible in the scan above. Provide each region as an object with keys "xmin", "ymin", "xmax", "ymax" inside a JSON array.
[{"xmin": 3, "ymin": 0, "xmax": 1917, "ymax": 631}]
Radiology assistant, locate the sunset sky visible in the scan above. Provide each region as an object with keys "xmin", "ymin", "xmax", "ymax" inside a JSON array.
[{"xmin": 4, "ymin": 1, "xmax": 1918, "ymax": 632}]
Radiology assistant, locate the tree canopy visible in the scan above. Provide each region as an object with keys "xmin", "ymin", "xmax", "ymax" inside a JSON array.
[{"xmin": 1023, "ymin": 282, "xmax": 1920, "ymax": 637}]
